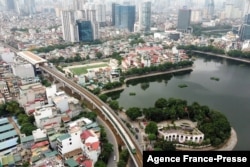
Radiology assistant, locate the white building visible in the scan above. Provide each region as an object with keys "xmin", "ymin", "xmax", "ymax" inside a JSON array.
[
  {"xmin": 46, "ymin": 84, "xmax": 57, "ymax": 105},
  {"xmin": 18, "ymin": 83, "xmax": 47, "ymax": 115},
  {"xmin": 96, "ymin": 4, "xmax": 106, "ymax": 23},
  {"xmin": 57, "ymin": 126, "xmax": 82, "ymax": 159},
  {"xmin": 32, "ymin": 128, "xmax": 47, "ymax": 142},
  {"xmin": 61, "ymin": 10, "xmax": 79, "ymax": 42},
  {"xmin": 139, "ymin": 1, "xmax": 151, "ymax": 32},
  {"xmin": 191, "ymin": 10, "xmax": 202, "ymax": 23},
  {"xmin": 141, "ymin": 54, "xmax": 151, "ymax": 67},
  {"xmin": 1, "ymin": 52, "xmax": 15, "ymax": 63},
  {"xmin": 11, "ymin": 63, "xmax": 35, "ymax": 79},
  {"xmin": 34, "ymin": 104, "xmax": 61, "ymax": 129},
  {"xmin": 52, "ymin": 91, "xmax": 69, "ymax": 113}
]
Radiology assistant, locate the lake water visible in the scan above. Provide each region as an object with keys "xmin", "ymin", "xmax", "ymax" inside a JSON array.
[{"xmin": 115, "ymin": 56, "xmax": 250, "ymax": 150}]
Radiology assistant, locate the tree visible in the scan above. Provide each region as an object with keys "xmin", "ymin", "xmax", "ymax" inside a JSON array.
[
  {"xmin": 145, "ymin": 121, "xmax": 158, "ymax": 135},
  {"xmin": 155, "ymin": 98, "xmax": 168, "ymax": 108},
  {"xmin": 117, "ymin": 160, "xmax": 126, "ymax": 167},
  {"xmin": 148, "ymin": 133, "xmax": 156, "ymax": 144},
  {"xmin": 95, "ymin": 160, "xmax": 106, "ymax": 167},
  {"xmin": 96, "ymin": 52, "xmax": 103, "ymax": 59},
  {"xmin": 163, "ymin": 142, "xmax": 176, "ymax": 151},
  {"xmin": 101, "ymin": 143, "xmax": 113, "ymax": 163},
  {"xmin": 109, "ymin": 100, "xmax": 119, "ymax": 110},
  {"xmin": 99, "ymin": 94, "xmax": 108, "ymax": 102},
  {"xmin": 125, "ymin": 107, "xmax": 142, "ymax": 121},
  {"xmin": 93, "ymin": 88, "xmax": 101, "ymax": 95}
]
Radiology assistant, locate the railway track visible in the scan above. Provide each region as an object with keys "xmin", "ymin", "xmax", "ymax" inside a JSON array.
[{"xmin": 41, "ymin": 65, "xmax": 143, "ymax": 167}]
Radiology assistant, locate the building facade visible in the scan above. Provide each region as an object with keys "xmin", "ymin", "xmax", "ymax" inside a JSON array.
[
  {"xmin": 139, "ymin": 1, "xmax": 151, "ymax": 32},
  {"xmin": 177, "ymin": 8, "xmax": 191, "ymax": 33},
  {"xmin": 61, "ymin": 10, "xmax": 79, "ymax": 42},
  {"xmin": 114, "ymin": 4, "xmax": 136, "ymax": 32},
  {"xmin": 77, "ymin": 20, "xmax": 94, "ymax": 42}
]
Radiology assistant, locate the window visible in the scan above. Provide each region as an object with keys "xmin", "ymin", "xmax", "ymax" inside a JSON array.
[
  {"xmin": 70, "ymin": 142, "xmax": 72, "ymax": 145},
  {"xmin": 69, "ymin": 138, "xmax": 71, "ymax": 141}
]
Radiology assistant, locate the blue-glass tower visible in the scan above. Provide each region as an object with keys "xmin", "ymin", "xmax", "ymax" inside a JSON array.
[
  {"xmin": 77, "ymin": 20, "xmax": 94, "ymax": 42},
  {"xmin": 114, "ymin": 4, "xmax": 135, "ymax": 32}
]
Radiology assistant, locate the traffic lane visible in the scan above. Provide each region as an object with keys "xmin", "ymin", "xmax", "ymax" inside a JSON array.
[{"xmin": 96, "ymin": 117, "xmax": 118, "ymax": 167}]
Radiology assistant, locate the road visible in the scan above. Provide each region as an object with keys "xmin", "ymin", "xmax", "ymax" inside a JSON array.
[
  {"xmin": 96, "ymin": 117, "xmax": 119, "ymax": 167},
  {"xmin": 193, "ymin": 51, "xmax": 250, "ymax": 64}
]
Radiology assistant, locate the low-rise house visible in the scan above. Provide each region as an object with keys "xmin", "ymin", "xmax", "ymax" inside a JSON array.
[{"xmin": 20, "ymin": 135, "xmax": 35, "ymax": 149}]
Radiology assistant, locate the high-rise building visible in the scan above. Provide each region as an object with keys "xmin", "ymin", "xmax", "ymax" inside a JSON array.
[
  {"xmin": 61, "ymin": 10, "xmax": 79, "ymax": 42},
  {"xmin": 5, "ymin": 0, "xmax": 15, "ymax": 10},
  {"xmin": 112, "ymin": 3, "xmax": 117, "ymax": 26},
  {"xmin": 239, "ymin": 13, "xmax": 250, "ymax": 41},
  {"xmin": 96, "ymin": 4, "xmax": 106, "ymax": 24},
  {"xmin": 77, "ymin": 20, "xmax": 94, "ymax": 42},
  {"xmin": 191, "ymin": 10, "xmax": 202, "ymax": 23},
  {"xmin": 26, "ymin": 0, "xmax": 36, "ymax": 15},
  {"xmin": 139, "ymin": 1, "xmax": 151, "ymax": 32},
  {"xmin": 177, "ymin": 8, "xmax": 192, "ymax": 33},
  {"xmin": 204, "ymin": 0, "xmax": 214, "ymax": 19},
  {"xmin": 114, "ymin": 4, "xmax": 136, "ymax": 32},
  {"xmin": 73, "ymin": 0, "xmax": 87, "ymax": 10}
]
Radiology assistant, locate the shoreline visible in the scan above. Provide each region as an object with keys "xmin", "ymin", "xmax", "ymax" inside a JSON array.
[
  {"xmin": 101, "ymin": 66, "xmax": 193, "ymax": 94},
  {"xmin": 176, "ymin": 127, "xmax": 237, "ymax": 151}
]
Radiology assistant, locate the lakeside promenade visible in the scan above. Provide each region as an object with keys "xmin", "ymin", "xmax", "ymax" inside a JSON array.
[{"xmin": 101, "ymin": 66, "xmax": 193, "ymax": 94}]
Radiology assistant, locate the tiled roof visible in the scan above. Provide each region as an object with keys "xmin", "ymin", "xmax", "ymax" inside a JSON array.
[
  {"xmin": 31, "ymin": 141, "xmax": 49, "ymax": 149},
  {"xmin": 80, "ymin": 130, "xmax": 93, "ymax": 140}
]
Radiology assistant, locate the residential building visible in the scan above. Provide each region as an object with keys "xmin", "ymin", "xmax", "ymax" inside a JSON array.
[
  {"xmin": 18, "ymin": 83, "xmax": 47, "ymax": 115},
  {"xmin": 61, "ymin": 10, "xmax": 79, "ymax": 42},
  {"xmin": 52, "ymin": 91, "xmax": 69, "ymax": 113},
  {"xmin": 20, "ymin": 135, "xmax": 34, "ymax": 149},
  {"xmin": 57, "ymin": 128, "xmax": 82, "ymax": 159},
  {"xmin": 46, "ymin": 84, "xmax": 57, "ymax": 105},
  {"xmin": 0, "ymin": 118, "xmax": 19, "ymax": 156},
  {"xmin": 32, "ymin": 128, "xmax": 47, "ymax": 143},
  {"xmin": 139, "ymin": 1, "xmax": 151, "ymax": 32},
  {"xmin": 191, "ymin": 10, "xmax": 202, "ymax": 23},
  {"xmin": 80, "ymin": 130, "xmax": 100, "ymax": 163},
  {"xmin": 96, "ymin": 4, "xmax": 106, "ymax": 26},
  {"xmin": 11, "ymin": 63, "xmax": 35, "ymax": 80},
  {"xmin": 5, "ymin": 0, "xmax": 15, "ymax": 11},
  {"xmin": 114, "ymin": 4, "xmax": 136, "ymax": 32},
  {"xmin": 34, "ymin": 104, "xmax": 61, "ymax": 129},
  {"xmin": 177, "ymin": 8, "xmax": 192, "ymax": 33}
]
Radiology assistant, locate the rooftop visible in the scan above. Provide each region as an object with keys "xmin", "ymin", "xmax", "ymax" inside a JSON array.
[
  {"xmin": 65, "ymin": 158, "xmax": 78, "ymax": 167},
  {"xmin": 17, "ymin": 51, "xmax": 47, "ymax": 65},
  {"xmin": 57, "ymin": 133, "xmax": 71, "ymax": 142},
  {"xmin": 0, "ymin": 130, "xmax": 17, "ymax": 140},
  {"xmin": 20, "ymin": 135, "xmax": 34, "ymax": 143},
  {"xmin": 0, "ymin": 124, "xmax": 14, "ymax": 133}
]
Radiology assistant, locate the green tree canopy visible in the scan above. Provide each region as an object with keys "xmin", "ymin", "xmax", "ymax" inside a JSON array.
[
  {"xmin": 109, "ymin": 100, "xmax": 119, "ymax": 110},
  {"xmin": 145, "ymin": 121, "xmax": 158, "ymax": 135},
  {"xmin": 125, "ymin": 107, "xmax": 142, "ymax": 121}
]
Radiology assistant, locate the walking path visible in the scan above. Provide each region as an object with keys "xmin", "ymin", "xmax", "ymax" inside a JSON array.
[{"xmin": 8, "ymin": 117, "xmax": 21, "ymax": 135}]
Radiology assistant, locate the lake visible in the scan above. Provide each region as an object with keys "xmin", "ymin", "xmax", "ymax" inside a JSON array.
[{"xmin": 115, "ymin": 56, "xmax": 250, "ymax": 150}]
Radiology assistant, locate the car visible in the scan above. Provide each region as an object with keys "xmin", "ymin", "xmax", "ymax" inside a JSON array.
[
  {"xmin": 135, "ymin": 135, "xmax": 138, "ymax": 139},
  {"xmin": 114, "ymin": 156, "xmax": 116, "ymax": 161},
  {"xmin": 135, "ymin": 127, "xmax": 139, "ymax": 133}
]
